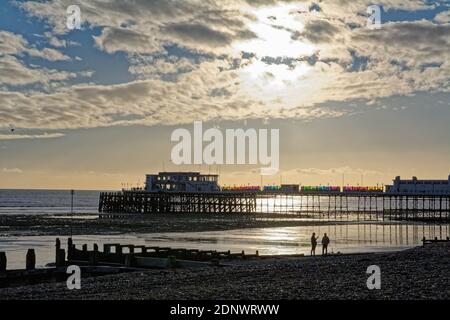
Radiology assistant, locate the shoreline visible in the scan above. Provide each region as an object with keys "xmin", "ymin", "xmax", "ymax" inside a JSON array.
[
  {"xmin": 0, "ymin": 212, "xmax": 437, "ymax": 237},
  {"xmin": 0, "ymin": 213, "xmax": 349, "ymax": 237},
  {"xmin": 1, "ymin": 243, "xmax": 448, "ymax": 300}
]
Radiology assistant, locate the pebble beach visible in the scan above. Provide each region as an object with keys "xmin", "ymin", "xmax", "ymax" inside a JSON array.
[{"xmin": 1, "ymin": 243, "xmax": 449, "ymax": 300}]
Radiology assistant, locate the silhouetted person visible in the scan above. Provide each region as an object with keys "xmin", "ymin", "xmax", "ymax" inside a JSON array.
[
  {"xmin": 310, "ymin": 232, "xmax": 319, "ymax": 256},
  {"xmin": 322, "ymin": 233, "xmax": 330, "ymax": 255}
]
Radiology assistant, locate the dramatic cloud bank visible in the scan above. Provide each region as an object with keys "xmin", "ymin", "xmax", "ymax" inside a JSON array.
[{"xmin": 1, "ymin": 0, "xmax": 449, "ymax": 130}]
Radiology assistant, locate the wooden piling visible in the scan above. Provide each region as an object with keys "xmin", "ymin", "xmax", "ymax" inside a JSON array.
[
  {"xmin": 89, "ymin": 251, "xmax": 98, "ymax": 265},
  {"xmin": 56, "ymin": 249, "xmax": 65, "ymax": 267},
  {"xmin": 167, "ymin": 255, "xmax": 177, "ymax": 268},
  {"xmin": 0, "ymin": 252, "xmax": 6, "ymax": 272},
  {"xmin": 124, "ymin": 254, "xmax": 133, "ymax": 267},
  {"xmin": 26, "ymin": 249, "xmax": 36, "ymax": 270}
]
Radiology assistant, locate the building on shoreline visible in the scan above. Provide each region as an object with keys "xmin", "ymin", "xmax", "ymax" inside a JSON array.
[
  {"xmin": 145, "ymin": 172, "xmax": 220, "ymax": 193},
  {"xmin": 385, "ymin": 175, "xmax": 450, "ymax": 195}
]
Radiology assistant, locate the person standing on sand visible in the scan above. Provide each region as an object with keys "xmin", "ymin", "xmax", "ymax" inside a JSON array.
[
  {"xmin": 322, "ymin": 233, "xmax": 330, "ymax": 255},
  {"xmin": 310, "ymin": 233, "xmax": 319, "ymax": 256}
]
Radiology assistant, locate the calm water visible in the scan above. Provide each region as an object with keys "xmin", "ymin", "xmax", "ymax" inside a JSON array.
[{"xmin": 0, "ymin": 189, "xmax": 100, "ymax": 215}]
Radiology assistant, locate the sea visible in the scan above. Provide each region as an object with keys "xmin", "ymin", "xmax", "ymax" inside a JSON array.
[{"xmin": 0, "ymin": 189, "xmax": 100, "ymax": 215}]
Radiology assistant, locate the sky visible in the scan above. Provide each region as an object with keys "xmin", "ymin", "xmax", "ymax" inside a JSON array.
[{"xmin": 0, "ymin": 0, "xmax": 449, "ymax": 190}]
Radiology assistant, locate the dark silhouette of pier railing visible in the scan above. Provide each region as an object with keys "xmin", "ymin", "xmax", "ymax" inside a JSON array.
[{"xmin": 98, "ymin": 191, "xmax": 450, "ymax": 222}]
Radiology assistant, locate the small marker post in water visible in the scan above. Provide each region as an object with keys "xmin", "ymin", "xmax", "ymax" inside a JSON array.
[{"xmin": 70, "ymin": 189, "xmax": 74, "ymax": 238}]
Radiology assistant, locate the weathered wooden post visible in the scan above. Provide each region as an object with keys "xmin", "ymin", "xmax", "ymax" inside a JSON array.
[
  {"xmin": 26, "ymin": 249, "xmax": 36, "ymax": 270},
  {"xmin": 56, "ymin": 249, "xmax": 66, "ymax": 267},
  {"xmin": 210, "ymin": 259, "xmax": 219, "ymax": 266},
  {"xmin": 103, "ymin": 244, "xmax": 110, "ymax": 254},
  {"xmin": 124, "ymin": 254, "xmax": 133, "ymax": 267},
  {"xmin": 67, "ymin": 238, "xmax": 74, "ymax": 260},
  {"xmin": 55, "ymin": 237, "xmax": 65, "ymax": 267},
  {"xmin": 93, "ymin": 243, "xmax": 98, "ymax": 252},
  {"xmin": 89, "ymin": 251, "xmax": 98, "ymax": 266},
  {"xmin": 116, "ymin": 245, "xmax": 123, "ymax": 254},
  {"xmin": 82, "ymin": 244, "xmax": 88, "ymax": 251},
  {"xmin": 168, "ymin": 255, "xmax": 177, "ymax": 268},
  {"xmin": 0, "ymin": 252, "xmax": 6, "ymax": 272},
  {"xmin": 256, "ymin": 250, "xmax": 259, "ymax": 257}
]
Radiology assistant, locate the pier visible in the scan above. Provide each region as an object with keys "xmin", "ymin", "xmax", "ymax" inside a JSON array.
[{"xmin": 99, "ymin": 191, "xmax": 450, "ymax": 222}]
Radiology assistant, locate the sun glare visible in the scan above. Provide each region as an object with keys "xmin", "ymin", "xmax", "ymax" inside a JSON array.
[
  {"xmin": 234, "ymin": 4, "xmax": 317, "ymax": 102},
  {"xmin": 235, "ymin": 4, "xmax": 315, "ymax": 57}
]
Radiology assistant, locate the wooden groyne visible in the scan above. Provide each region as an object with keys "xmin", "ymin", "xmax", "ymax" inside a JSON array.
[
  {"xmin": 66, "ymin": 238, "xmax": 258, "ymax": 269},
  {"xmin": 99, "ymin": 191, "xmax": 450, "ymax": 222},
  {"xmin": 1, "ymin": 238, "xmax": 259, "ymax": 288},
  {"xmin": 422, "ymin": 236, "xmax": 450, "ymax": 245},
  {"xmin": 0, "ymin": 239, "xmax": 135, "ymax": 288}
]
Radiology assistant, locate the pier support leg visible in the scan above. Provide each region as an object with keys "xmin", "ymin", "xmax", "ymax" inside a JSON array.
[{"xmin": 0, "ymin": 252, "xmax": 6, "ymax": 272}]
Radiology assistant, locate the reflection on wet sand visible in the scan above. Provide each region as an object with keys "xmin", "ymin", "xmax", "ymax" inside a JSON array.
[{"xmin": 1, "ymin": 222, "xmax": 449, "ymax": 270}]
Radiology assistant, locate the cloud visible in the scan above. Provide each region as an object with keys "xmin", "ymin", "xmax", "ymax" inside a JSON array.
[
  {"xmin": 37, "ymin": 48, "xmax": 71, "ymax": 61},
  {"xmin": 0, "ymin": 133, "xmax": 65, "ymax": 141},
  {"xmin": 0, "ymin": 31, "xmax": 75, "ymax": 88},
  {"xmin": 18, "ymin": 0, "xmax": 256, "ymax": 54},
  {"xmin": 434, "ymin": 10, "xmax": 450, "ymax": 24},
  {"xmin": 0, "ymin": 0, "xmax": 446, "ymax": 131},
  {"xmin": 94, "ymin": 27, "xmax": 163, "ymax": 54},
  {"xmin": 293, "ymin": 166, "xmax": 383, "ymax": 176},
  {"xmin": 2, "ymin": 168, "xmax": 23, "ymax": 174},
  {"xmin": 302, "ymin": 19, "xmax": 339, "ymax": 43},
  {"xmin": 0, "ymin": 55, "xmax": 76, "ymax": 86},
  {"xmin": 0, "ymin": 31, "xmax": 70, "ymax": 61}
]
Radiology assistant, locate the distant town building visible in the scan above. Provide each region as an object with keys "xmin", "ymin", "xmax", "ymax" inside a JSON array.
[
  {"xmin": 385, "ymin": 176, "xmax": 450, "ymax": 195},
  {"xmin": 145, "ymin": 172, "xmax": 220, "ymax": 193}
]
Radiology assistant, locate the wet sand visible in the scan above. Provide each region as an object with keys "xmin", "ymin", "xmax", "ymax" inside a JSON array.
[
  {"xmin": 1, "ymin": 243, "xmax": 449, "ymax": 300},
  {"xmin": 0, "ymin": 213, "xmax": 332, "ymax": 237}
]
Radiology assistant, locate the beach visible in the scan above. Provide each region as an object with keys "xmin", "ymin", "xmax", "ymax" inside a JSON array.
[
  {"xmin": 1, "ymin": 212, "xmax": 449, "ymax": 270},
  {"xmin": 1, "ymin": 243, "xmax": 449, "ymax": 300},
  {"xmin": 1, "ymin": 190, "xmax": 449, "ymax": 300}
]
